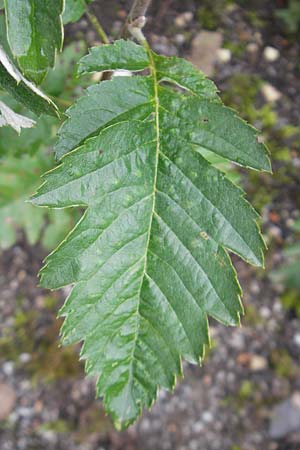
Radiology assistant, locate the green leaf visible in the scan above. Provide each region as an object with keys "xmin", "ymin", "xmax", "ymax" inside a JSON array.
[
  {"xmin": 63, "ymin": 0, "xmax": 94, "ymax": 24},
  {"xmin": 78, "ymin": 39, "xmax": 219, "ymax": 99},
  {"xmin": 0, "ymin": 44, "xmax": 58, "ymax": 116},
  {"xmin": 4, "ymin": 0, "xmax": 64, "ymax": 85},
  {"xmin": 78, "ymin": 39, "xmax": 149, "ymax": 74},
  {"xmin": 33, "ymin": 40, "xmax": 271, "ymax": 428},
  {"xmin": 0, "ymin": 150, "xmax": 74, "ymax": 250}
]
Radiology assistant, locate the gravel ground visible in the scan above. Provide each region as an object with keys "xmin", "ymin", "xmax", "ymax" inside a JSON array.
[{"xmin": 1, "ymin": 1, "xmax": 300, "ymax": 449}]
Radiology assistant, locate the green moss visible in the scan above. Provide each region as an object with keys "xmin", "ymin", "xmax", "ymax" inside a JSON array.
[
  {"xmin": 196, "ymin": 0, "xmax": 234, "ymax": 30},
  {"xmin": 243, "ymin": 303, "xmax": 264, "ymax": 326},
  {"xmin": 197, "ymin": 8, "xmax": 219, "ymax": 30},
  {"xmin": 281, "ymin": 290, "xmax": 300, "ymax": 316},
  {"xmin": 238, "ymin": 380, "xmax": 254, "ymax": 400},
  {"xmin": 245, "ymin": 11, "xmax": 266, "ymax": 28},
  {"xmin": 0, "ymin": 295, "xmax": 83, "ymax": 382},
  {"xmin": 223, "ymin": 41, "xmax": 246, "ymax": 58},
  {"xmin": 40, "ymin": 419, "xmax": 71, "ymax": 433},
  {"xmin": 74, "ymin": 405, "xmax": 113, "ymax": 442},
  {"xmin": 270, "ymin": 349, "xmax": 298, "ymax": 379},
  {"xmin": 27, "ymin": 318, "xmax": 83, "ymax": 383}
]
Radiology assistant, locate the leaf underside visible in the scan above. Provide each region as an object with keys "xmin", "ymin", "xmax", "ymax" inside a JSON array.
[
  {"xmin": 5, "ymin": 0, "xmax": 64, "ymax": 85},
  {"xmin": 0, "ymin": 44, "xmax": 58, "ymax": 117},
  {"xmin": 33, "ymin": 40, "xmax": 271, "ymax": 429}
]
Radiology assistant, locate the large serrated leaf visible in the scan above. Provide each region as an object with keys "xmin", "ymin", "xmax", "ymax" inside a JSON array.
[
  {"xmin": 4, "ymin": 0, "xmax": 64, "ymax": 85},
  {"xmin": 32, "ymin": 40, "xmax": 271, "ymax": 428}
]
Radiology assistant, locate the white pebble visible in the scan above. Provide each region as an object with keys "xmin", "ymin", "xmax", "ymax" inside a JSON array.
[
  {"xmin": 19, "ymin": 353, "xmax": 31, "ymax": 364},
  {"xmin": 217, "ymin": 48, "xmax": 231, "ymax": 63},
  {"xmin": 293, "ymin": 333, "xmax": 300, "ymax": 347},
  {"xmin": 260, "ymin": 306, "xmax": 271, "ymax": 319},
  {"xmin": 174, "ymin": 34, "xmax": 186, "ymax": 45},
  {"xmin": 247, "ymin": 42, "xmax": 259, "ymax": 53},
  {"xmin": 202, "ymin": 411, "xmax": 213, "ymax": 423},
  {"xmin": 261, "ymin": 83, "xmax": 282, "ymax": 103},
  {"xmin": 2, "ymin": 361, "xmax": 14, "ymax": 376},
  {"xmin": 263, "ymin": 46, "xmax": 280, "ymax": 62}
]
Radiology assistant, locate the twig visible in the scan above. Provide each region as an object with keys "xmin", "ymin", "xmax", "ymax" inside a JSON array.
[
  {"xmin": 128, "ymin": 0, "xmax": 152, "ymax": 22},
  {"xmin": 81, "ymin": 0, "xmax": 109, "ymax": 44},
  {"xmin": 127, "ymin": 0, "xmax": 153, "ymax": 43}
]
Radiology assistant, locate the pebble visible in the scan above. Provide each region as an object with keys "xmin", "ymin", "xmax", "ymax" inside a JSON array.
[
  {"xmin": 268, "ymin": 225, "xmax": 283, "ymax": 241},
  {"xmin": 247, "ymin": 42, "xmax": 259, "ymax": 53},
  {"xmin": 261, "ymin": 83, "xmax": 282, "ymax": 103},
  {"xmin": 270, "ymin": 392, "xmax": 300, "ymax": 438},
  {"xmin": 17, "ymin": 407, "xmax": 33, "ymax": 418},
  {"xmin": 293, "ymin": 333, "xmax": 300, "ymax": 347},
  {"xmin": 260, "ymin": 306, "xmax": 271, "ymax": 319},
  {"xmin": 250, "ymin": 355, "xmax": 268, "ymax": 371},
  {"xmin": 19, "ymin": 353, "xmax": 31, "ymax": 364},
  {"xmin": 190, "ymin": 31, "xmax": 223, "ymax": 76},
  {"xmin": 217, "ymin": 48, "xmax": 231, "ymax": 63},
  {"xmin": 263, "ymin": 46, "xmax": 280, "ymax": 62},
  {"xmin": 0, "ymin": 384, "xmax": 16, "ymax": 420},
  {"xmin": 192, "ymin": 421, "xmax": 204, "ymax": 433},
  {"xmin": 175, "ymin": 12, "xmax": 193, "ymax": 28},
  {"xmin": 174, "ymin": 34, "xmax": 186, "ymax": 45},
  {"xmin": 2, "ymin": 361, "xmax": 14, "ymax": 376},
  {"xmin": 202, "ymin": 411, "xmax": 213, "ymax": 423}
]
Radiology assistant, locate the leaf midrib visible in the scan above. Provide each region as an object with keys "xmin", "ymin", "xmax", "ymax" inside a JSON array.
[{"xmin": 124, "ymin": 46, "xmax": 161, "ymax": 405}]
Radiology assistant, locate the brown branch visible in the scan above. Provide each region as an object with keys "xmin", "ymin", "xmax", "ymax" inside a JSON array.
[{"xmin": 128, "ymin": 0, "xmax": 152, "ymax": 23}]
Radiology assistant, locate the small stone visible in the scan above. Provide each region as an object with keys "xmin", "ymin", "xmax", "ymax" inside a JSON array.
[
  {"xmin": 250, "ymin": 280, "xmax": 260, "ymax": 294},
  {"xmin": 237, "ymin": 352, "xmax": 251, "ymax": 366},
  {"xmin": 202, "ymin": 411, "xmax": 213, "ymax": 423},
  {"xmin": 113, "ymin": 70, "xmax": 132, "ymax": 78},
  {"xmin": 261, "ymin": 83, "xmax": 282, "ymax": 103},
  {"xmin": 263, "ymin": 46, "xmax": 280, "ymax": 62},
  {"xmin": 2, "ymin": 361, "xmax": 14, "ymax": 376},
  {"xmin": 217, "ymin": 48, "xmax": 231, "ymax": 63},
  {"xmin": 190, "ymin": 31, "xmax": 223, "ymax": 76},
  {"xmin": 0, "ymin": 384, "xmax": 16, "ymax": 420},
  {"xmin": 286, "ymin": 218, "xmax": 295, "ymax": 228},
  {"xmin": 17, "ymin": 407, "xmax": 33, "ymax": 418},
  {"xmin": 273, "ymin": 300, "xmax": 282, "ymax": 313},
  {"xmin": 268, "ymin": 225, "xmax": 283, "ymax": 242},
  {"xmin": 91, "ymin": 72, "xmax": 103, "ymax": 82},
  {"xmin": 260, "ymin": 306, "xmax": 271, "ymax": 319},
  {"xmin": 19, "ymin": 353, "xmax": 31, "ymax": 364},
  {"xmin": 192, "ymin": 421, "xmax": 204, "ymax": 433},
  {"xmin": 175, "ymin": 12, "xmax": 193, "ymax": 27},
  {"xmin": 247, "ymin": 42, "xmax": 259, "ymax": 53},
  {"xmin": 174, "ymin": 34, "xmax": 186, "ymax": 45},
  {"xmin": 17, "ymin": 270, "xmax": 26, "ymax": 281},
  {"xmin": 270, "ymin": 392, "xmax": 300, "ymax": 438},
  {"xmin": 183, "ymin": 12, "xmax": 193, "ymax": 22},
  {"xmin": 250, "ymin": 355, "xmax": 268, "ymax": 371},
  {"xmin": 293, "ymin": 333, "xmax": 300, "ymax": 347}
]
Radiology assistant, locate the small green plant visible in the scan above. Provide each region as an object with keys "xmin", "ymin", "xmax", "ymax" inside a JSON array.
[
  {"xmin": 271, "ymin": 222, "xmax": 300, "ymax": 316},
  {"xmin": 272, "ymin": 242, "xmax": 300, "ymax": 291},
  {"xmin": 0, "ymin": 0, "xmax": 271, "ymax": 428},
  {"xmin": 276, "ymin": 0, "xmax": 300, "ymax": 33}
]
